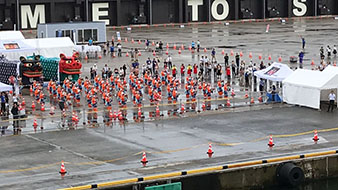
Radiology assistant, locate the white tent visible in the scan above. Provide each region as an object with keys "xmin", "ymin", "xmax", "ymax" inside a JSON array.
[
  {"xmin": 0, "ymin": 37, "xmax": 75, "ymax": 60},
  {"xmin": 0, "ymin": 82, "xmax": 13, "ymax": 92},
  {"xmin": 0, "ymin": 40, "xmax": 36, "ymax": 60},
  {"xmin": 254, "ymin": 62, "xmax": 293, "ymax": 81},
  {"xmin": 25, "ymin": 37, "xmax": 75, "ymax": 57},
  {"xmin": 0, "ymin": 31, "xmax": 25, "ymax": 40},
  {"xmin": 282, "ymin": 68, "xmax": 338, "ymax": 109}
]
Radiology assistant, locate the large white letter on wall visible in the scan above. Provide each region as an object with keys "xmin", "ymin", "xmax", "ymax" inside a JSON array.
[
  {"xmin": 293, "ymin": 0, "xmax": 307, "ymax": 16},
  {"xmin": 92, "ymin": 3, "xmax": 109, "ymax": 25},
  {"xmin": 211, "ymin": 0, "xmax": 229, "ymax": 20},
  {"xmin": 188, "ymin": 0, "xmax": 203, "ymax": 21},
  {"xmin": 21, "ymin": 5, "xmax": 45, "ymax": 29}
]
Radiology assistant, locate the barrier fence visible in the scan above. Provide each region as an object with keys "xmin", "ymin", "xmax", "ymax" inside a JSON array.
[{"xmin": 1, "ymin": 90, "xmax": 281, "ymax": 135}]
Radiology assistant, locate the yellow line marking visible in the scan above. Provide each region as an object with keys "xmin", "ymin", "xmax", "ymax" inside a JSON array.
[{"xmin": 0, "ymin": 162, "xmax": 61, "ymax": 174}]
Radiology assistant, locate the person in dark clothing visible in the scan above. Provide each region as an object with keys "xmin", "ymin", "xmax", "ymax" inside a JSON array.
[
  {"xmin": 11, "ymin": 103, "xmax": 19, "ymax": 135},
  {"xmin": 235, "ymin": 53, "xmax": 240, "ymax": 75},
  {"xmin": 122, "ymin": 64, "xmax": 127, "ymax": 77},
  {"xmin": 0, "ymin": 92, "xmax": 5, "ymax": 115},
  {"xmin": 224, "ymin": 53, "xmax": 229, "ymax": 67}
]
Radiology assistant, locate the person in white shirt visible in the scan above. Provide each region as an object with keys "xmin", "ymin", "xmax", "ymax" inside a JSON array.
[
  {"xmin": 167, "ymin": 55, "xmax": 172, "ymax": 69},
  {"xmin": 328, "ymin": 91, "xmax": 336, "ymax": 112}
]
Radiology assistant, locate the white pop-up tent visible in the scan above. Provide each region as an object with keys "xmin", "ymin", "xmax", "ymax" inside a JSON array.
[
  {"xmin": 25, "ymin": 37, "xmax": 75, "ymax": 57},
  {"xmin": 0, "ymin": 82, "xmax": 13, "ymax": 92},
  {"xmin": 0, "ymin": 37, "xmax": 75, "ymax": 60},
  {"xmin": 0, "ymin": 31, "xmax": 25, "ymax": 40},
  {"xmin": 254, "ymin": 62, "xmax": 293, "ymax": 81},
  {"xmin": 282, "ymin": 68, "xmax": 338, "ymax": 109}
]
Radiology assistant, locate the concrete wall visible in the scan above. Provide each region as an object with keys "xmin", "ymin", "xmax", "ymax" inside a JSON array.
[{"xmin": 102, "ymin": 154, "xmax": 338, "ymax": 190}]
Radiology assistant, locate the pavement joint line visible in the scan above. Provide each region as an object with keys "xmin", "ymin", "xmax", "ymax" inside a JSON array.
[
  {"xmin": 2, "ymin": 125, "xmax": 338, "ymax": 174},
  {"xmin": 59, "ymin": 149, "xmax": 338, "ymax": 190}
]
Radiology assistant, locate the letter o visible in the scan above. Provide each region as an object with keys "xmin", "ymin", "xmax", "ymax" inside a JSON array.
[{"xmin": 211, "ymin": 0, "xmax": 229, "ymax": 20}]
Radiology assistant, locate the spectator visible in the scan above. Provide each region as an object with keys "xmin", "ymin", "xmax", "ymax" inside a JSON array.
[{"xmin": 11, "ymin": 102, "xmax": 19, "ymax": 134}]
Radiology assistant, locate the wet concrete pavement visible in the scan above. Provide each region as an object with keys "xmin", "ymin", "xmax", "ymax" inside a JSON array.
[
  {"xmin": 1, "ymin": 105, "xmax": 338, "ymax": 189},
  {"xmin": 3, "ymin": 18, "xmax": 338, "ymax": 189}
]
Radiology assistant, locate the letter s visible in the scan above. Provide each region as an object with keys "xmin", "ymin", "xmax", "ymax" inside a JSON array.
[{"xmin": 293, "ymin": 0, "xmax": 307, "ymax": 17}]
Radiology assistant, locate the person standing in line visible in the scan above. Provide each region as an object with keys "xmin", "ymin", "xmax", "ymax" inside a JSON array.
[
  {"xmin": 235, "ymin": 53, "xmax": 240, "ymax": 76},
  {"xmin": 224, "ymin": 53, "xmax": 229, "ymax": 67},
  {"xmin": 11, "ymin": 102, "xmax": 19, "ymax": 135},
  {"xmin": 197, "ymin": 40, "xmax": 200, "ymax": 52},
  {"xmin": 328, "ymin": 91, "xmax": 336, "ymax": 112}
]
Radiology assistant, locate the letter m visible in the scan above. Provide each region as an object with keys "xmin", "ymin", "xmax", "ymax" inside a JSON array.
[{"xmin": 21, "ymin": 5, "xmax": 45, "ymax": 29}]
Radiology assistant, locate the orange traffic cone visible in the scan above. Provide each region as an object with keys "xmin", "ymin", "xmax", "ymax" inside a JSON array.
[
  {"xmin": 141, "ymin": 152, "xmax": 148, "ymax": 166},
  {"xmin": 49, "ymin": 106, "xmax": 55, "ymax": 115},
  {"xmin": 59, "ymin": 161, "xmax": 67, "ymax": 175},
  {"xmin": 204, "ymin": 48, "xmax": 207, "ymax": 53},
  {"xmin": 230, "ymin": 50, "xmax": 234, "ymax": 56},
  {"xmin": 311, "ymin": 60, "xmax": 315, "ymax": 66},
  {"xmin": 178, "ymin": 48, "xmax": 182, "ymax": 54},
  {"xmin": 138, "ymin": 51, "xmax": 142, "ymax": 56},
  {"xmin": 181, "ymin": 44, "xmax": 184, "ymax": 50},
  {"xmin": 244, "ymin": 92, "xmax": 249, "ymax": 99},
  {"xmin": 173, "ymin": 44, "xmax": 177, "ymax": 50},
  {"xmin": 112, "ymin": 52, "xmax": 116, "ymax": 58},
  {"xmin": 72, "ymin": 112, "xmax": 79, "ymax": 123},
  {"xmin": 124, "ymin": 37, "xmax": 128, "ymax": 43},
  {"xmin": 166, "ymin": 43, "xmax": 169, "ymax": 49},
  {"xmin": 268, "ymin": 55, "xmax": 272, "ymax": 61},
  {"xmin": 231, "ymin": 89, "xmax": 235, "ymax": 96},
  {"xmin": 258, "ymin": 54, "xmax": 262, "ymax": 60},
  {"xmin": 166, "ymin": 50, "xmax": 169, "ymax": 55},
  {"xmin": 113, "ymin": 110, "xmax": 117, "ymax": 120},
  {"xmin": 109, "ymin": 110, "xmax": 113, "ymax": 119},
  {"xmin": 258, "ymin": 96, "xmax": 263, "ymax": 102},
  {"xmin": 31, "ymin": 101, "xmax": 36, "ymax": 109},
  {"xmin": 268, "ymin": 135, "xmax": 275, "ymax": 147},
  {"xmin": 278, "ymin": 56, "xmax": 282, "ymax": 62},
  {"xmin": 221, "ymin": 50, "xmax": 225, "ymax": 55},
  {"xmin": 138, "ymin": 107, "xmax": 142, "ymax": 118},
  {"xmin": 33, "ymin": 119, "xmax": 38, "ymax": 129},
  {"xmin": 98, "ymin": 54, "xmax": 102, "ymax": 59},
  {"xmin": 226, "ymin": 99, "xmax": 231, "ymax": 107},
  {"xmin": 202, "ymin": 102, "xmax": 206, "ymax": 111},
  {"xmin": 180, "ymin": 103, "xmax": 185, "ymax": 113},
  {"xmin": 240, "ymin": 51, "xmax": 243, "ymax": 57},
  {"xmin": 131, "ymin": 38, "xmax": 134, "ymax": 43},
  {"xmin": 313, "ymin": 129, "xmax": 319, "ymax": 142},
  {"xmin": 207, "ymin": 143, "xmax": 214, "ymax": 158},
  {"xmin": 249, "ymin": 52, "xmax": 253, "ymax": 59},
  {"xmin": 40, "ymin": 103, "xmax": 45, "ymax": 111},
  {"xmin": 118, "ymin": 111, "xmax": 123, "ymax": 121},
  {"xmin": 126, "ymin": 52, "xmax": 129, "ymax": 57},
  {"xmin": 29, "ymin": 86, "xmax": 33, "ymax": 94},
  {"xmin": 138, "ymin": 40, "xmax": 141, "ymax": 44},
  {"xmin": 250, "ymin": 97, "xmax": 254, "ymax": 104},
  {"xmin": 84, "ymin": 55, "xmax": 88, "ymax": 60},
  {"xmin": 153, "ymin": 51, "xmax": 156, "ymax": 56},
  {"xmin": 156, "ymin": 105, "xmax": 160, "ymax": 116},
  {"xmin": 21, "ymin": 98, "xmax": 26, "ymax": 106}
]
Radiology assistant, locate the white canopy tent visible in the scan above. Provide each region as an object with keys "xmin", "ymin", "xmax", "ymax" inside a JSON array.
[
  {"xmin": 0, "ymin": 37, "xmax": 75, "ymax": 60},
  {"xmin": 254, "ymin": 62, "xmax": 293, "ymax": 81},
  {"xmin": 282, "ymin": 68, "xmax": 338, "ymax": 109},
  {"xmin": 25, "ymin": 37, "xmax": 75, "ymax": 57},
  {"xmin": 0, "ymin": 31, "xmax": 25, "ymax": 40},
  {"xmin": 0, "ymin": 40, "xmax": 36, "ymax": 60},
  {"xmin": 0, "ymin": 82, "xmax": 13, "ymax": 92}
]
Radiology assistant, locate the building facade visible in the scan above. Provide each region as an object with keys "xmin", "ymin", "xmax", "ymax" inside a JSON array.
[{"xmin": 0, "ymin": 0, "xmax": 337, "ymax": 30}]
